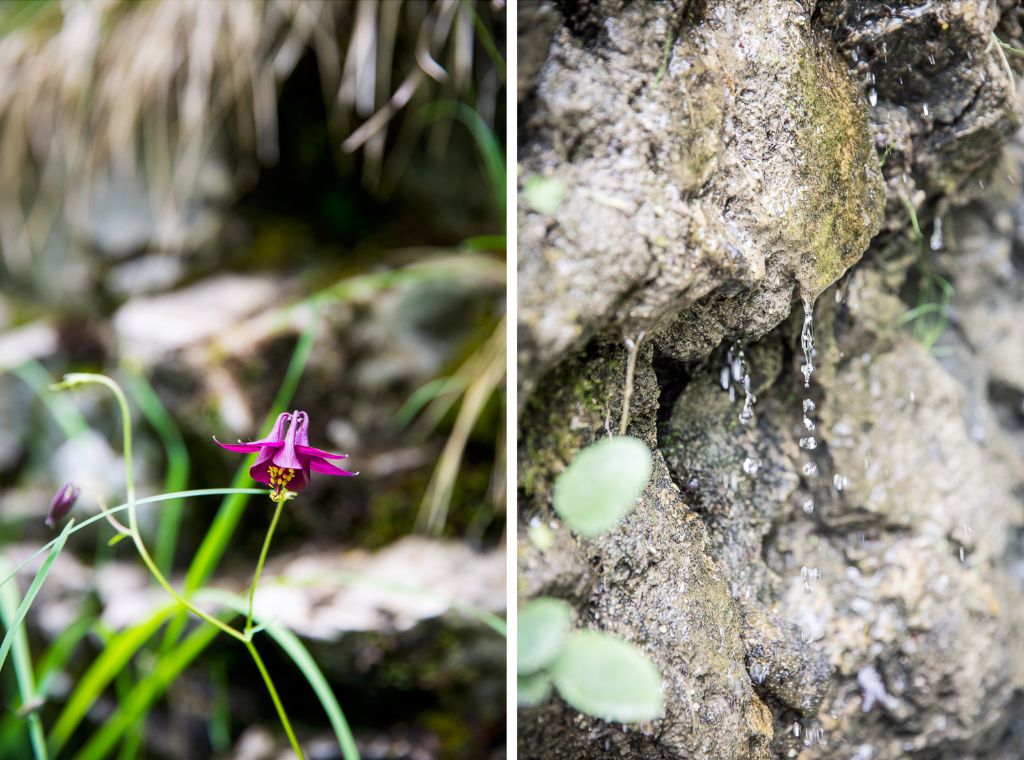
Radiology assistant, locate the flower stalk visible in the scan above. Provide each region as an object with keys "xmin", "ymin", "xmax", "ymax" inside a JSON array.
[{"xmin": 53, "ymin": 373, "xmax": 309, "ymax": 759}]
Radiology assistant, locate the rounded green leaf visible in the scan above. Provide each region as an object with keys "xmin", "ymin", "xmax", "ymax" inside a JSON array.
[
  {"xmin": 551, "ymin": 630, "xmax": 664, "ymax": 723},
  {"xmin": 553, "ymin": 436, "xmax": 652, "ymax": 537},
  {"xmin": 518, "ymin": 672, "xmax": 553, "ymax": 707},
  {"xmin": 522, "ymin": 175, "xmax": 566, "ymax": 215},
  {"xmin": 517, "ymin": 597, "xmax": 572, "ymax": 675}
]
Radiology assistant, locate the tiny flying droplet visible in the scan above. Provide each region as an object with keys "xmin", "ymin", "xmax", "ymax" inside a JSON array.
[
  {"xmin": 803, "ymin": 462, "xmax": 819, "ymax": 477},
  {"xmin": 799, "ymin": 437, "xmax": 817, "ymax": 450},
  {"xmin": 803, "ymin": 498, "xmax": 815, "ymax": 514}
]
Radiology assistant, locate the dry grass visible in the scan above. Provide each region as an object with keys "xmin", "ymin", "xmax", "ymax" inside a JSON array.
[{"xmin": 0, "ymin": 0, "xmax": 504, "ymax": 273}]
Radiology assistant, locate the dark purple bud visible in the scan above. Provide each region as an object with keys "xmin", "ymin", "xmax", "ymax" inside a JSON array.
[{"xmin": 46, "ymin": 483, "xmax": 80, "ymax": 528}]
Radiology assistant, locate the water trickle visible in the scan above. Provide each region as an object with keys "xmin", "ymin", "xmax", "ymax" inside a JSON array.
[
  {"xmin": 801, "ymin": 566, "xmax": 821, "ymax": 592},
  {"xmin": 833, "ymin": 474, "xmax": 849, "ymax": 491},
  {"xmin": 959, "ymin": 546, "xmax": 965, "ymax": 563},
  {"xmin": 800, "ymin": 306, "xmax": 814, "ymax": 388},
  {"xmin": 793, "ymin": 722, "xmax": 801, "ymax": 738},
  {"xmin": 803, "ymin": 498, "xmax": 815, "ymax": 514},
  {"xmin": 722, "ymin": 346, "xmax": 757, "ymax": 424},
  {"xmin": 922, "ymin": 102, "xmax": 930, "ymax": 116},
  {"xmin": 742, "ymin": 457, "xmax": 761, "ymax": 476},
  {"xmin": 930, "ymin": 216, "xmax": 944, "ymax": 251},
  {"xmin": 868, "ymin": 87, "xmax": 877, "ymax": 106},
  {"xmin": 799, "ymin": 436, "xmax": 818, "ymax": 450}
]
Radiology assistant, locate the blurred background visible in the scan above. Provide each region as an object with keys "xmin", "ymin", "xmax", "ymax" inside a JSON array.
[{"xmin": 0, "ymin": 1, "xmax": 506, "ymax": 758}]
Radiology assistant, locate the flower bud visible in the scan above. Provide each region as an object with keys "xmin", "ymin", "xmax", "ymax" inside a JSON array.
[{"xmin": 46, "ymin": 483, "xmax": 80, "ymax": 528}]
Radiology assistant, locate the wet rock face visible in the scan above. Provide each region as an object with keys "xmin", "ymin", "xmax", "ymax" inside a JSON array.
[
  {"xmin": 518, "ymin": 0, "xmax": 886, "ymax": 395},
  {"xmin": 814, "ymin": 0, "xmax": 1021, "ymax": 224},
  {"xmin": 518, "ymin": 346, "xmax": 774, "ymax": 760},
  {"xmin": 518, "ymin": 1, "xmax": 1024, "ymax": 757}
]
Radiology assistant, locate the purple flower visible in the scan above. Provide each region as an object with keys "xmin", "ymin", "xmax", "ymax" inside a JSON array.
[
  {"xmin": 46, "ymin": 483, "xmax": 80, "ymax": 528},
  {"xmin": 214, "ymin": 410, "xmax": 356, "ymax": 496}
]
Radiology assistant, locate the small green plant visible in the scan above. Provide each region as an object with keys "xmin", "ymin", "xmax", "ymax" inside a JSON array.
[
  {"xmin": 516, "ymin": 597, "xmax": 664, "ymax": 722},
  {"xmin": 897, "ymin": 192, "xmax": 954, "ymax": 351},
  {"xmin": 522, "ymin": 174, "xmax": 566, "ymax": 215},
  {"xmin": 518, "ymin": 435, "xmax": 662, "ymax": 722},
  {"xmin": 553, "ymin": 435, "xmax": 653, "ymax": 537}
]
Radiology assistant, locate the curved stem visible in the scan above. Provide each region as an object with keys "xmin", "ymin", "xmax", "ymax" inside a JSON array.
[
  {"xmin": 245, "ymin": 639, "xmax": 306, "ymax": 759},
  {"xmin": 247, "ymin": 497, "xmax": 286, "ymax": 634},
  {"xmin": 53, "ymin": 374, "xmax": 246, "ymax": 643}
]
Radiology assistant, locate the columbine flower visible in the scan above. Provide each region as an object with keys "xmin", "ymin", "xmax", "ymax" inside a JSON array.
[
  {"xmin": 46, "ymin": 482, "xmax": 80, "ymax": 528},
  {"xmin": 214, "ymin": 410, "xmax": 356, "ymax": 500}
]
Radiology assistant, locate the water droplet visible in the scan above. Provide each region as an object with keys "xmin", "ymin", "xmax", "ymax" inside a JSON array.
[
  {"xmin": 720, "ymin": 366, "xmax": 731, "ymax": 390},
  {"xmin": 742, "ymin": 457, "xmax": 761, "ymax": 476},
  {"xmin": 803, "ymin": 498, "xmax": 815, "ymax": 514},
  {"xmin": 800, "ymin": 304, "xmax": 814, "ymax": 388},
  {"xmin": 930, "ymin": 216, "xmax": 943, "ymax": 251},
  {"xmin": 959, "ymin": 546, "xmax": 965, "ymax": 563},
  {"xmin": 802, "ymin": 462, "xmax": 819, "ymax": 477},
  {"xmin": 751, "ymin": 662, "xmax": 769, "ymax": 684},
  {"xmin": 922, "ymin": 102, "xmax": 929, "ymax": 116},
  {"xmin": 868, "ymin": 87, "xmax": 877, "ymax": 106},
  {"xmin": 927, "ymin": 52, "xmax": 935, "ymax": 65},
  {"xmin": 799, "ymin": 436, "xmax": 817, "ymax": 450},
  {"xmin": 833, "ymin": 474, "xmax": 848, "ymax": 491},
  {"xmin": 962, "ymin": 521, "xmax": 972, "ymax": 536},
  {"xmin": 803, "ymin": 398, "xmax": 816, "ymax": 413},
  {"xmin": 793, "ymin": 722, "xmax": 801, "ymax": 738},
  {"xmin": 803, "ymin": 416, "xmax": 815, "ymax": 431}
]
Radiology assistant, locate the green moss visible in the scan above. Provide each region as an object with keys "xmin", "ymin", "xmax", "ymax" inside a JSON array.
[{"xmin": 782, "ymin": 35, "xmax": 886, "ymax": 299}]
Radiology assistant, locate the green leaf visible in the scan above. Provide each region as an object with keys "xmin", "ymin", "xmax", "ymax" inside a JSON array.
[
  {"xmin": 518, "ymin": 672, "xmax": 553, "ymax": 707},
  {"xmin": 0, "ymin": 557, "xmax": 51, "ymax": 760},
  {"xmin": 522, "ymin": 175, "xmax": 565, "ymax": 215},
  {"xmin": 518, "ymin": 597, "xmax": 572, "ymax": 675},
  {"xmin": 553, "ymin": 436, "xmax": 652, "ymax": 537},
  {"xmin": 0, "ymin": 519, "xmax": 74, "ymax": 675},
  {"xmin": 551, "ymin": 630, "xmax": 664, "ymax": 723}
]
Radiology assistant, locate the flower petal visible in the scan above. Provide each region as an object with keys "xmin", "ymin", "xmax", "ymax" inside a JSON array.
[
  {"xmin": 296, "ymin": 444, "xmax": 348, "ymax": 460},
  {"xmin": 310, "ymin": 458, "xmax": 357, "ymax": 477},
  {"xmin": 272, "ymin": 412, "xmax": 304, "ymax": 469},
  {"xmin": 213, "ymin": 436, "xmax": 282, "ymax": 454}
]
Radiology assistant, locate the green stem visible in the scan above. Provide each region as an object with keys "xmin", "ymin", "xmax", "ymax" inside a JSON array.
[
  {"xmin": 245, "ymin": 639, "xmax": 306, "ymax": 759},
  {"xmin": 52, "ymin": 375, "xmax": 247, "ymax": 643},
  {"xmin": 247, "ymin": 497, "xmax": 286, "ymax": 635}
]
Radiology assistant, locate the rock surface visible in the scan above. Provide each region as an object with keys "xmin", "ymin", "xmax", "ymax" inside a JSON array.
[{"xmin": 518, "ymin": 0, "xmax": 1024, "ymax": 758}]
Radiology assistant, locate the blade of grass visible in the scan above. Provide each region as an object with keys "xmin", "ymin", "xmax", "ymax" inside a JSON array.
[
  {"xmin": 0, "ymin": 558, "xmax": 50, "ymax": 760},
  {"xmin": 0, "ymin": 490, "xmax": 268, "ymax": 595},
  {"xmin": 418, "ymin": 100, "xmax": 506, "ymax": 216},
  {"xmin": 71, "ymin": 621, "xmax": 223, "ymax": 760},
  {"xmin": 0, "ymin": 519, "xmax": 74, "ymax": 675},
  {"xmin": 34, "ymin": 611, "xmax": 96, "ymax": 697},
  {"xmin": 48, "ymin": 604, "xmax": 178, "ymax": 753},
  {"xmin": 123, "ymin": 370, "xmax": 190, "ymax": 574},
  {"xmin": 196, "ymin": 589, "xmax": 361, "ymax": 760}
]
